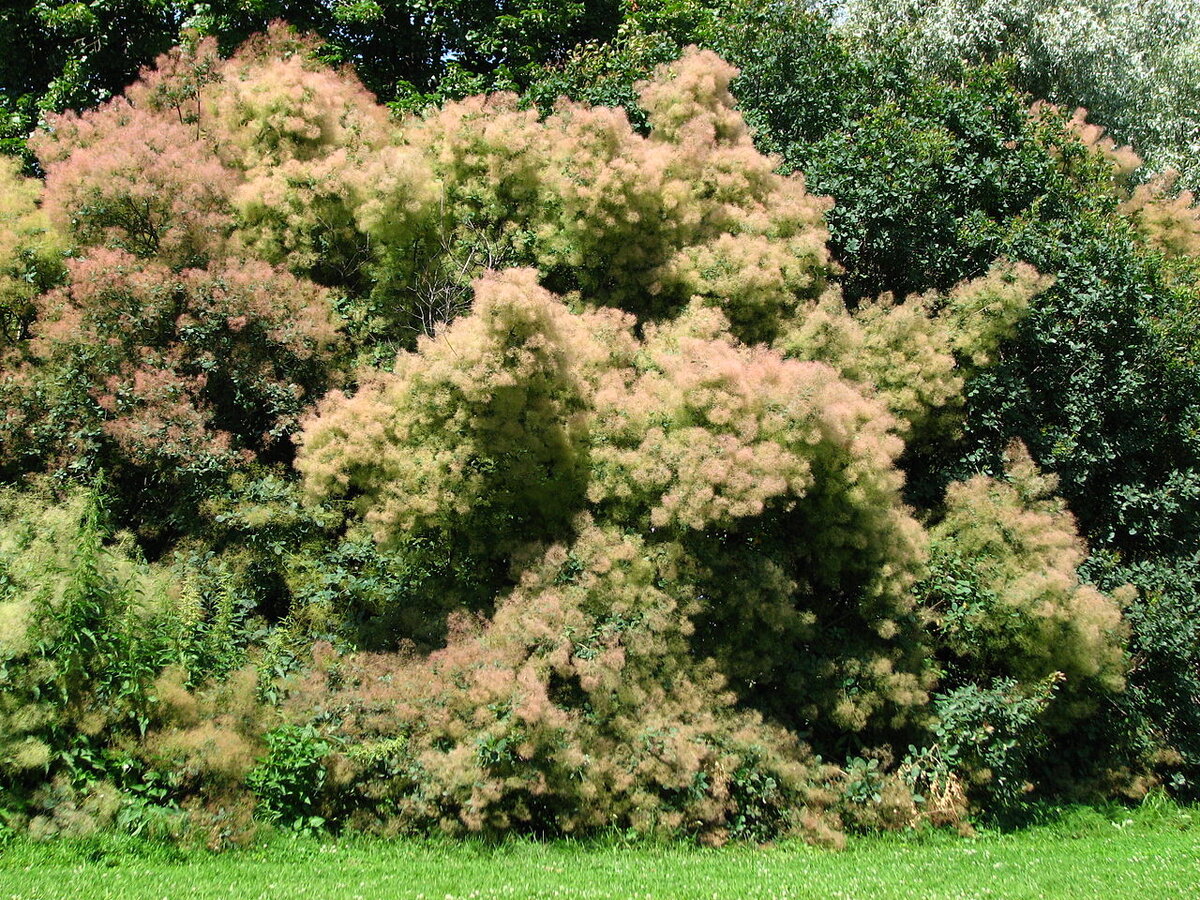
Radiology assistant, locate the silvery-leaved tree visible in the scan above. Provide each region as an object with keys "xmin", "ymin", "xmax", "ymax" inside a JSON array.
[{"xmin": 842, "ymin": 0, "xmax": 1200, "ymax": 189}]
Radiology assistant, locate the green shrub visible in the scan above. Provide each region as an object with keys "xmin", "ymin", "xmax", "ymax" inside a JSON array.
[
  {"xmin": 931, "ymin": 675, "xmax": 1062, "ymax": 812},
  {"xmin": 843, "ymin": 0, "xmax": 1200, "ymax": 190},
  {"xmin": 0, "ymin": 484, "xmax": 186, "ymax": 822},
  {"xmin": 1080, "ymin": 553, "xmax": 1200, "ymax": 797},
  {"xmin": 247, "ymin": 725, "xmax": 331, "ymax": 833}
]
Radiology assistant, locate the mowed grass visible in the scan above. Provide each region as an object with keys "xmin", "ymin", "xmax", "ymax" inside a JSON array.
[{"xmin": 1, "ymin": 801, "xmax": 1197, "ymax": 899}]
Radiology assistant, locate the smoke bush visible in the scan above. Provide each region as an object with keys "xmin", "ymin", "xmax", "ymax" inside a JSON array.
[
  {"xmin": 0, "ymin": 158, "xmax": 64, "ymax": 345},
  {"xmin": 923, "ymin": 442, "xmax": 1129, "ymax": 718},
  {"xmin": 0, "ymin": 29, "xmax": 1139, "ymax": 838},
  {"xmin": 4, "ymin": 252, "xmax": 343, "ymax": 513},
  {"xmin": 286, "ymin": 46, "xmax": 1120, "ymax": 835},
  {"xmin": 284, "ymin": 521, "xmax": 841, "ymax": 842}
]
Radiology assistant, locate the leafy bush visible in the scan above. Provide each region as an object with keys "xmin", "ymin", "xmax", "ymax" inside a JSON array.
[
  {"xmin": 929, "ymin": 676, "xmax": 1062, "ymax": 812},
  {"xmin": 524, "ymin": 8, "xmax": 1200, "ymax": 799},
  {"xmin": 0, "ymin": 486, "xmax": 174, "ymax": 805},
  {"xmin": 0, "ymin": 252, "xmax": 343, "ymax": 540},
  {"xmin": 922, "ymin": 443, "xmax": 1128, "ymax": 709},
  {"xmin": 247, "ymin": 725, "xmax": 331, "ymax": 833},
  {"xmin": 289, "ymin": 47, "xmax": 1113, "ymax": 836},
  {"xmin": 281, "ymin": 522, "xmax": 844, "ymax": 844},
  {"xmin": 1080, "ymin": 553, "xmax": 1200, "ymax": 798},
  {"xmin": 0, "ymin": 156, "xmax": 64, "ymax": 345}
]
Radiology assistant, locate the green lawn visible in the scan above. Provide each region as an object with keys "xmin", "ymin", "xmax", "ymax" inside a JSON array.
[{"xmin": 1, "ymin": 802, "xmax": 1197, "ymax": 899}]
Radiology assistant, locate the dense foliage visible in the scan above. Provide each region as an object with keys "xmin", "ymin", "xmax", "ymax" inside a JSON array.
[
  {"xmin": 1, "ymin": 2, "xmax": 1199, "ymax": 846},
  {"xmin": 842, "ymin": 0, "xmax": 1200, "ymax": 190},
  {"xmin": 0, "ymin": 0, "xmax": 623, "ymax": 162},
  {"xmin": 526, "ymin": 0, "xmax": 1200, "ymax": 797}
]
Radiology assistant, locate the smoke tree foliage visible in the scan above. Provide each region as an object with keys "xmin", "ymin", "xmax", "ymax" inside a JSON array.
[
  {"xmin": 294, "ymin": 48, "xmax": 1125, "ymax": 833},
  {"xmin": 924, "ymin": 443, "xmax": 1129, "ymax": 705},
  {"xmin": 0, "ymin": 28, "xmax": 354, "ymax": 536},
  {"xmin": 0, "ymin": 157, "xmax": 63, "ymax": 344},
  {"xmin": 0, "ymin": 24, "xmax": 1142, "ymax": 839},
  {"xmin": 525, "ymin": 4, "xmax": 1200, "ymax": 796},
  {"xmin": 841, "ymin": 0, "xmax": 1200, "ymax": 190}
]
